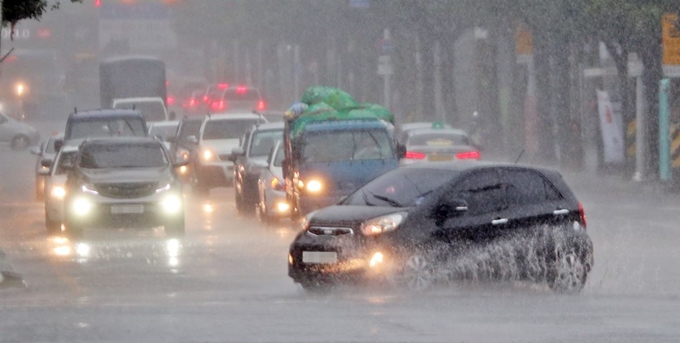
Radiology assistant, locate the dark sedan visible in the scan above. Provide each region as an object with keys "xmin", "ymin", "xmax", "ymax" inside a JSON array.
[{"xmin": 288, "ymin": 162, "xmax": 593, "ymax": 293}]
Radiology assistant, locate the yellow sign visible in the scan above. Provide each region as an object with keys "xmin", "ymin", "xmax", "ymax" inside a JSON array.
[
  {"xmin": 516, "ymin": 23, "xmax": 533, "ymax": 56},
  {"xmin": 663, "ymin": 14, "xmax": 680, "ymax": 65}
]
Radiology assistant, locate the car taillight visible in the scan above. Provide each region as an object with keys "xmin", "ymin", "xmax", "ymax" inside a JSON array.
[
  {"xmin": 167, "ymin": 96, "xmax": 175, "ymax": 106},
  {"xmin": 257, "ymin": 100, "xmax": 266, "ymax": 111},
  {"xmin": 189, "ymin": 98, "xmax": 196, "ymax": 107},
  {"xmin": 578, "ymin": 202, "xmax": 587, "ymax": 229},
  {"xmin": 218, "ymin": 100, "xmax": 225, "ymax": 110},
  {"xmin": 236, "ymin": 86, "xmax": 248, "ymax": 94},
  {"xmin": 210, "ymin": 101, "xmax": 220, "ymax": 111},
  {"xmin": 456, "ymin": 151, "xmax": 480, "ymax": 160},
  {"xmin": 203, "ymin": 95, "xmax": 209, "ymax": 103},
  {"xmin": 404, "ymin": 151, "xmax": 427, "ymax": 159},
  {"xmin": 218, "ymin": 83, "xmax": 229, "ymax": 89},
  {"xmin": 271, "ymin": 178, "xmax": 285, "ymax": 191}
]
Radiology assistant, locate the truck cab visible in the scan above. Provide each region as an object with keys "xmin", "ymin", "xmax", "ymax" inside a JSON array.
[{"xmin": 284, "ymin": 118, "xmax": 399, "ymax": 219}]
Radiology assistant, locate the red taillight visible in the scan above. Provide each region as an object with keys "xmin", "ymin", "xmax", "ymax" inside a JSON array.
[
  {"xmin": 257, "ymin": 100, "xmax": 266, "ymax": 111},
  {"xmin": 578, "ymin": 202, "xmax": 587, "ymax": 229},
  {"xmin": 218, "ymin": 83, "xmax": 229, "ymax": 89},
  {"xmin": 404, "ymin": 151, "xmax": 427, "ymax": 159},
  {"xmin": 203, "ymin": 95, "xmax": 209, "ymax": 103},
  {"xmin": 167, "ymin": 96, "xmax": 175, "ymax": 106},
  {"xmin": 95, "ymin": 0, "xmax": 101, "ymax": 7},
  {"xmin": 456, "ymin": 151, "xmax": 480, "ymax": 160},
  {"xmin": 219, "ymin": 100, "xmax": 225, "ymax": 110},
  {"xmin": 210, "ymin": 101, "xmax": 220, "ymax": 111},
  {"xmin": 189, "ymin": 98, "xmax": 196, "ymax": 107},
  {"xmin": 236, "ymin": 86, "xmax": 248, "ymax": 94}
]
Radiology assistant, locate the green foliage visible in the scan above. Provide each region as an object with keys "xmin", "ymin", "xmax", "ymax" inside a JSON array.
[{"xmin": 2, "ymin": 0, "xmax": 82, "ymax": 26}]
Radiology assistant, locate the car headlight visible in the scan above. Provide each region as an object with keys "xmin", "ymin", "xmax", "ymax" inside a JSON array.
[
  {"xmin": 202, "ymin": 149, "xmax": 216, "ymax": 162},
  {"xmin": 300, "ymin": 211, "xmax": 317, "ymax": 231},
  {"xmin": 305, "ymin": 179, "xmax": 323, "ymax": 193},
  {"xmin": 179, "ymin": 165, "xmax": 188, "ymax": 174},
  {"xmin": 271, "ymin": 177, "xmax": 285, "ymax": 191},
  {"xmin": 361, "ymin": 212, "xmax": 407, "ymax": 236},
  {"xmin": 161, "ymin": 195, "xmax": 182, "ymax": 214},
  {"xmin": 82, "ymin": 184, "xmax": 99, "ymax": 195},
  {"xmin": 176, "ymin": 148, "xmax": 189, "ymax": 161},
  {"xmin": 16, "ymin": 83, "xmax": 26, "ymax": 96},
  {"xmin": 72, "ymin": 197, "xmax": 92, "ymax": 216},
  {"xmin": 51, "ymin": 186, "xmax": 66, "ymax": 199}
]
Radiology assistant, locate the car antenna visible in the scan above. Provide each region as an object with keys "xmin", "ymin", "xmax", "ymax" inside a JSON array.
[{"xmin": 514, "ymin": 149, "xmax": 525, "ymax": 164}]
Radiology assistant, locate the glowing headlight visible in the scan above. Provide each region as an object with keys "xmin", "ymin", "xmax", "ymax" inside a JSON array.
[
  {"xmin": 179, "ymin": 165, "xmax": 188, "ymax": 174},
  {"xmin": 72, "ymin": 198, "xmax": 92, "ymax": 216},
  {"xmin": 16, "ymin": 83, "xmax": 25, "ymax": 96},
  {"xmin": 276, "ymin": 201, "xmax": 290, "ymax": 213},
  {"xmin": 51, "ymin": 186, "xmax": 66, "ymax": 199},
  {"xmin": 361, "ymin": 212, "xmax": 407, "ymax": 236},
  {"xmin": 369, "ymin": 252, "xmax": 384, "ymax": 267},
  {"xmin": 202, "ymin": 149, "xmax": 215, "ymax": 161},
  {"xmin": 306, "ymin": 179, "xmax": 323, "ymax": 193},
  {"xmin": 161, "ymin": 195, "xmax": 182, "ymax": 214}
]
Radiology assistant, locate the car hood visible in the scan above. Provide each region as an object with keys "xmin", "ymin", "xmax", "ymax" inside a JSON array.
[
  {"xmin": 308, "ymin": 205, "xmax": 407, "ymax": 227},
  {"xmin": 80, "ymin": 167, "xmax": 171, "ymax": 184},
  {"xmin": 200, "ymin": 139, "xmax": 240, "ymax": 154}
]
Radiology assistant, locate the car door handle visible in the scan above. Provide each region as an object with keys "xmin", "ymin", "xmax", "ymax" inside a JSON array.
[
  {"xmin": 491, "ymin": 218, "xmax": 508, "ymax": 225},
  {"xmin": 553, "ymin": 209, "xmax": 570, "ymax": 215}
]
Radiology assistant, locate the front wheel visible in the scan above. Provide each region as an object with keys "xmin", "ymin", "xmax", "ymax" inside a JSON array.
[
  {"xmin": 548, "ymin": 249, "xmax": 588, "ymax": 293},
  {"xmin": 390, "ymin": 254, "xmax": 436, "ymax": 291}
]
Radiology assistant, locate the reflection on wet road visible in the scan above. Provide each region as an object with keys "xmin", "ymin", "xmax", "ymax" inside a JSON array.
[{"xmin": 1, "ymin": 137, "xmax": 680, "ymax": 342}]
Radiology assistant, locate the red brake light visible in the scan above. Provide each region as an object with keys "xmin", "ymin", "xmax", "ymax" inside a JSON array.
[
  {"xmin": 257, "ymin": 100, "xmax": 266, "ymax": 111},
  {"xmin": 203, "ymin": 95, "xmax": 209, "ymax": 103},
  {"xmin": 455, "ymin": 151, "xmax": 480, "ymax": 160},
  {"xmin": 404, "ymin": 151, "xmax": 427, "ymax": 159},
  {"xmin": 218, "ymin": 83, "xmax": 229, "ymax": 89},
  {"xmin": 578, "ymin": 202, "xmax": 587, "ymax": 229},
  {"xmin": 219, "ymin": 100, "xmax": 225, "ymax": 110},
  {"xmin": 95, "ymin": 0, "xmax": 101, "ymax": 7},
  {"xmin": 189, "ymin": 98, "xmax": 196, "ymax": 107},
  {"xmin": 236, "ymin": 86, "xmax": 248, "ymax": 94},
  {"xmin": 167, "ymin": 96, "xmax": 175, "ymax": 106}
]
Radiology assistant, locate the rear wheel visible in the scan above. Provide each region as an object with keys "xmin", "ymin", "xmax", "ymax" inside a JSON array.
[
  {"xmin": 299, "ymin": 278, "xmax": 332, "ymax": 293},
  {"xmin": 548, "ymin": 249, "xmax": 587, "ymax": 293}
]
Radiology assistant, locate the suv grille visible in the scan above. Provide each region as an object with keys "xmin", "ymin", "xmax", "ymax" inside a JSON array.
[
  {"xmin": 307, "ymin": 227, "xmax": 354, "ymax": 237},
  {"xmin": 95, "ymin": 182, "xmax": 158, "ymax": 199}
]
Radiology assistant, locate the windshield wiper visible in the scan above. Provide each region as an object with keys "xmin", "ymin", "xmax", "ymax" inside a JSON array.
[
  {"xmin": 366, "ymin": 189, "xmax": 403, "ymax": 207},
  {"xmin": 361, "ymin": 190, "xmax": 377, "ymax": 206}
]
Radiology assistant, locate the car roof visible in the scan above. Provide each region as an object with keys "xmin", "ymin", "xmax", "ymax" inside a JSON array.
[
  {"xmin": 113, "ymin": 97, "xmax": 165, "ymax": 104},
  {"xmin": 401, "ymin": 161, "xmax": 559, "ymax": 176},
  {"xmin": 68, "ymin": 109, "xmax": 144, "ymax": 119},
  {"xmin": 82, "ymin": 137, "xmax": 161, "ymax": 146},
  {"xmin": 400, "ymin": 122, "xmax": 452, "ymax": 130},
  {"xmin": 250, "ymin": 122, "xmax": 284, "ymax": 131},
  {"xmin": 59, "ymin": 145, "xmax": 79, "ymax": 153},
  {"xmin": 406, "ymin": 127, "xmax": 468, "ymax": 136},
  {"xmin": 305, "ymin": 119, "xmax": 388, "ymax": 132},
  {"xmin": 149, "ymin": 121, "xmax": 179, "ymax": 127},
  {"xmin": 205, "ymin": 113, "xmax": 265, "ymax": 121}
]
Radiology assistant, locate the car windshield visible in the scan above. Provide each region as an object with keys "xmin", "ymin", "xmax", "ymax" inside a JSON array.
[
  {"xmin": 79, "ymin": 143, "xmax": 168, "ymax": 169},
  {"xmin": 302, "ymin": 130, "xmax": 393, "ymax": 162},
  {"xmin": 407, "ymin": 132, "xmax": 470, "ymax": 146},
  {"xmin": 249, "ymin": 130, "xmax": 282, "ymax": 157},
  {"xmin": 202, "ymin": 119, "xmax": 262, "ymax": 140},
  {"xmin": 342, "ymin": 168, "xmax": 456, "ymax": 207},
  {"xmin": 53, "ymin": 151, "xmax": 77, "ymax": 175},
  {"xmin": 68, "ymin": 118, "xmax": 146, "ymax": 139},
  {"xmin": 149, "ymin": 125, "xmax": 178, "ymax": 141},
  {"xmin": 115, "ymin": 101, "xmax": 166, "ymax": 122}
]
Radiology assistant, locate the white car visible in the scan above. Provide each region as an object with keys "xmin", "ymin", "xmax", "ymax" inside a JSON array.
[
  {"xmin": 256, "ymin": 140, "xmax": 289, "ymax": 224},
  {"xmin": 148, "ymin": 121, "xmax": 180, "ymax": 150},
  {"xmin": 0, "ymin": 111, "xmax": 40, "ymax": 150},
  {"xmin": 188, "ymin": 113, "xmax": 267, "ymax": 195},
  {"xmin": 399, "ymin": 127, "xmax": 480, "ymax": 165},
  {"xmin": 44, "ymin": 145, "xmax": 79, "ymax": 234},
  {"xmin": 112, "ymin": 97, "xmax": 173, "ymax": 122}
]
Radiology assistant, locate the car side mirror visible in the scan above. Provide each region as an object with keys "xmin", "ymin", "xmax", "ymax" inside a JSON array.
[
  {"xmin": 54, "ymin": 139, "xmax": 63, "ymax": 152},
  {"xmin": 169, "ymin": 111, "xmax": 177, "ymax": 120},
  {"xmin": 186, "ymin": 135, "xmax": 198, "ymax": 144},
  {"xmin": 396, "ymin": 143, "xmax": 406, "ymax": 159},
  {"xmin": 173, "ymin": 157, "xmax": 190, "ymax": 168},
  {"xmin": 229, "ymin": 147, "xmax": 244, "ymax": 162},
  {"xmin": 29, "ymin": 147, "xmax": 41, "ymax": 155},
  {"xmin": 40, "ymin": 158, "xmax": 53, "ymax": 168},
  {"xmin": 433, "ymin": 198, "xmax": 468, "ymax": 226}
]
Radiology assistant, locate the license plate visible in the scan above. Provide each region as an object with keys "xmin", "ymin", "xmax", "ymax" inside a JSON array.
[
  {"xmin": 111, "ymin": 205, "xmax": 144, "ymax": 214},
  {"xmin": 428, "ymin": 154, "xmax": 454, "ymax": 162},
  {"xmin": 302, "ymin": 251, "xmax": 338, "ymax": 264}
]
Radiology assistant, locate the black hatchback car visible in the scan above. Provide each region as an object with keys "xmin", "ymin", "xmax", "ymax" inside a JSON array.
[{"xmin": 288, "ymin": 162, "xmax": 593, "ymax": 293}]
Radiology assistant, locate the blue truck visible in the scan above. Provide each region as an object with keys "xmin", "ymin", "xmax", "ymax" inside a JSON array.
[{"xmin": 282, "ymin": 97, "xmax": 402, "ymax": 220}]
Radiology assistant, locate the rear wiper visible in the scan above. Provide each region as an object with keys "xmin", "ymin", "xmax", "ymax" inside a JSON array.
[{"xmin": 366, "ymin": 190, "xmax": 403, "ymax": 207}]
